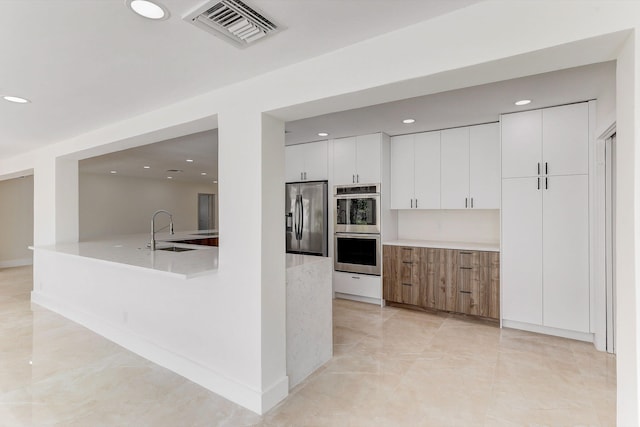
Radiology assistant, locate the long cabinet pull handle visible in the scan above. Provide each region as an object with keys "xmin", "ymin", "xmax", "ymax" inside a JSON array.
[
  {"xmin": 460, "ymin": 251, "xmax": 473, "ymax": 254},
  {"xmin": 415, "ymin": 199, "xmax": 418, "ymax": 208},
  {"xmin": 471, "ymin": 198, "xmax": 473, "ymax": 208},
  {"xmin": 537, "ymin": 177, "xmax": 540, "ymax": 190},
  {"xmin": 537, "ymin": 162, "xmax": 540, "ymax": 175},
  {"xmin": 465, "ymin": 197, "xmax": 468, "ymax": 208},
  {"xmin": 352, "ymin": 174, "xmax": 355, "ymax": 183},
  {"xmin": 460, "ymin": 290, "xmax": 472, "ymax": 294},
  {"xmin": 402, "ymin": 283, "xmax": 413, "ymax": 286},
  {"xmin": 301, "ymin": 172, "xmax": 303, "ymax": 180},
  {"xmin": 545, "ymin": 177, "xmax": 549, "ymax": 190},
  {"xmin": 411, "ymin": 199, "xmax": 413, "ymax": 208},
  {"xmin": 460, "ymin": 267, "xmax": 473, "ymax": 270},
  {"xmin": 356, "ymin": 174, "xmax": 359, "ymax": 183},
  {"xmin": 545, "ymin": 162, "xmax": 548, "ymax": 175}
]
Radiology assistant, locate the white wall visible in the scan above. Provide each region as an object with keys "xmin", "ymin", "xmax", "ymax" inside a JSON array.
[
  {"xmin": 79, "ymin": 173, "xmax": 218, "ymax": 240},
  {"xmin": 6, "ymin": 1, "xmax": 640, "ymax": 422},
  {"xmin": 397, "ymin": 209, "xmax": 499, "ymax": 244},
  {"xmin": 0, "ymin": 175, "xmax": 33, "ymax": 266}
]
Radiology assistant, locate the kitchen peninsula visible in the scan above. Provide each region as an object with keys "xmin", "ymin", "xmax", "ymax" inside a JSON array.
[{"xmin": 31, "ymin": 232, "xmax": 332, "ymax": 406}]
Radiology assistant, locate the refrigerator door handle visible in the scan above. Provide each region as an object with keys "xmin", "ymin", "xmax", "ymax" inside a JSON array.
[
  {"xmin": 293, "ymin": 196, "xmax": 300, "ymax": 240},
  {"xmin": 299, "ymin": 197, "xmax": 304, "ymax": 240}
]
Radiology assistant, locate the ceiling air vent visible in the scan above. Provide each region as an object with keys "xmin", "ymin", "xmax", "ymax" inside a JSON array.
[{"xmin": 184, "ymin": 0, "xmax": 279, "ymax": 48}]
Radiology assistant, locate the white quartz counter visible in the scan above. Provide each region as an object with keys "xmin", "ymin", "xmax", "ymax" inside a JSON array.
[
  {"xmin": 35, "ymin": 231, "xmax": 219, "ymax": 279},
  {"xmin": 384, "ymin": 239, "xmax": 500, "ymax": 252}
]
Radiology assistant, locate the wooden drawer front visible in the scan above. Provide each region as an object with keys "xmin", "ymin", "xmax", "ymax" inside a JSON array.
[{"xmin": 458, "ymin": 250, "xmax": 480, "ymax": 267}]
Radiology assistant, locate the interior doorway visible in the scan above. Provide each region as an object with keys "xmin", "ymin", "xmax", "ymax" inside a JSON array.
[
  {"xmin": 198, "ymin": 193, "xmax": 216, "ymax": 231},
  {"xmin": 605, "ymin": 133, "xmax": 616, "ymax": 354}
]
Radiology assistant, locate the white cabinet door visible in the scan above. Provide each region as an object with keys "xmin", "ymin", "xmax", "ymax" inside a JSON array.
[
  {"xmin": 355, "ymin": 134, "xmax": 381, "ymax": 184},
  {"xmin": 414, "ymin": 131, "xmax": 441, "ymax": 209},
  {"xmin": 501, "ymin": 177, "xmax": 543, "ymax": 325},
  {"xmin": 304, "ymin": 140, "xmax": 328, "ymax": 181},
  {"xmin": 441, "ymin": 127, "xmax": 470, "ymax": 209},
  {"xmin": 285, "ymin": 144, "xmax": 305, "ymax": 182},
  {"xmin": 390, "ymin": 134, "xmax": 414, "ymax": 209},
  {"xmin": 501, "ymin": 109, "xmax": 542, "ymax": 179},
  {"xmin": 542, "ymin": 103, "xmax": 589, "ymax": 176},
  {"xmin": 542, "ymin": 174, "xmax": 590, "ymax": 332},
  {"xmin": 333, "ymin": 137, "xmax": 357, "ymax": 185},
  {"xmin": 469, "ymin": 123, "xmax": 500, "ymax": 209}
]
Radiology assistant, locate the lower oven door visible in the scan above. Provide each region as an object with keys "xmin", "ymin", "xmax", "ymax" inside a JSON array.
[{"xmin": 334, "ymin": 233, "xmax": 381, "ymax": 276}]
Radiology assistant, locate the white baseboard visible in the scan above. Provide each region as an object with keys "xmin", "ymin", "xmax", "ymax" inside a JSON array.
[
  {"xmin": 334, "ymin": 292, "xmax": 381, "ymax": 306},
  {"xmin": 31, "ymin": 291, "xmax": 288, "ymax": 415},
  {"xmin": 0, "ymin": 258, "xmax": 33, "ymax": 268},
  {"xmin": 502, "ymin": 319, "xmax": 594, "ymax": 343}
]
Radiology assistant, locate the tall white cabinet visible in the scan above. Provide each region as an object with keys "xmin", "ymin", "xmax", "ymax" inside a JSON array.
[{"xmin": 501, "ymin": 102, "xmax": 590, "ymax": 336}]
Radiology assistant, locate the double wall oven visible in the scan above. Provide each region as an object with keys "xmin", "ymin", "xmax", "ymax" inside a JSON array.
[{"xmin": 334, "ymin": 184, "xmax": 381, "ymax": 276}]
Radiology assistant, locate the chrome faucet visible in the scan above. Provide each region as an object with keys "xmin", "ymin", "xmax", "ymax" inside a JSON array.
[{"xmin": 150, "ymin": 210, "xmax": 174, "ymax": 251}]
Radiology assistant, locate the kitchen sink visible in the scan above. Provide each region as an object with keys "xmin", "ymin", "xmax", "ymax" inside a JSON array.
[{"xmin": 157, "ymin": 246, "xmax": 197, "ymax": 252}]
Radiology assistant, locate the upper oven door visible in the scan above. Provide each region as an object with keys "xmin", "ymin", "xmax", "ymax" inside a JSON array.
[{"xmin": 334, "ymin": 195, "xmax": 381, "ymax": 233}]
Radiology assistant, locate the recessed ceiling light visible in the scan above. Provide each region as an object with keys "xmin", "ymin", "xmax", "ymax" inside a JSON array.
[
  {"xmin": 127, "ymin": 0, "xmax": 169, "ymax": 20},
  {"xmin": 402, "ymin": 118, "xmax": 416, "ymax": 124},
  {"xmin": 3, "ymin": 95, "xmax": 30, "ymax": 104},
  {"xmin": 318, "ymin": 132, "xmax": 329, "ymax": 137},
  {"xmin": 201, "ymin": 172, "xmax": 207, "ymax": 176},
  {"xmin": 143, "ymin": 166, "xmax": 150, "ymax": 169},
  {"xmin": 186, "ymin": 159, "xmax": 194, "ymax": 163},
  {"xmin": 213, "ymin": 180, "xmax": 218, "ymax": 184},
  {"xmin": 167, "ymin": 176, "xmax": 173, "ymax": 179},
  {"xmin": 515, "ymin": 99, "xmax": 531, "ymax": 106},
  {"xmin": 110, "ymin": 170, "xmax": 117, "ymax": 174}
]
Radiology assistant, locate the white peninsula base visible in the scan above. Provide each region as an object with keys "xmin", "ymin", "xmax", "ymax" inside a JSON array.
[{"xmin": 286, "ymin": 254, "xmax": 333, "ymax": 389}]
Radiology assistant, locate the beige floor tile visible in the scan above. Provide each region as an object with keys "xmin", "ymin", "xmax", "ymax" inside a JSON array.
[{"xmin": 0, "ymin": 266, "xmax": 617, "ymax": 426}]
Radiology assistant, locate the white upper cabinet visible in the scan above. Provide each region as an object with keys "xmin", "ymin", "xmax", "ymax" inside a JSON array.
[
  {"xmin": 440, "ymin": 123, "xmax": 500, "ymax": 209},
  {"xmin": 390, "ymin": 134, "xmax": 414, "ymax": 209},
  {"xmin": 285, "ymin": 140, "xmax": 328, "ymax": 182},
  {"xmin": 501, "ymin": 109, "xmax": 542, "ymax": 179},
  {"xmin": 390, "ymin": 131, "xmax": 440, "ymax": 209},
  {"xmin": 333, "ymin": 134, "xmax": 381, "ymax": 185},
  {"xmin": 413, "ymin": 131, "xmax": 441, "ymax": 209},
  {"xmin": 542, "ymin": 103, "xmax": 589, "ymax": 176},
  {"xmin": 441, "ymin": 127, "xmax": 470, "ymax": 209},
  {"xmin": 469, "ymin": 123, "xmax": 501, "ymax": 209}
]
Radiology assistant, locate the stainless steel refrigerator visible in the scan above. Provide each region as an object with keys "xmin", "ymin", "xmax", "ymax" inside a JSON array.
[{"xmin": 285, "ymin": 180, "xmax": 328, "ymax": 256}]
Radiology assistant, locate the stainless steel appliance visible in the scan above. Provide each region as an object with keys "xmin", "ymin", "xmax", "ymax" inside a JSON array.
[
  {"xmin": 334, "ymin": 183, "xmax": 380, "ymax": 234},
  {"xmin": 333, "ymin": 183, "xmax": 382, "ymax": 275},
  {"xmin": 286, "ymin": 180, "xmax": 328, "ymax": 257},
  {"xmin": 334, "ymin": 233, "xmax": 381, "ymax": 275}
]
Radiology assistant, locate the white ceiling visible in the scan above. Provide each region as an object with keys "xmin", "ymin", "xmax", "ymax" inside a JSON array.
[
  {"xmin": 0, "ymin": 0, "xmax": 481, "ymax": 157},
  {"xmin": 285, "ymin": 61, "xmax": 616, "ymax": 145},
  {"xmin": 79, "ymin": 129, "xmax": 218, "ymax": 183},
  {"xmin": 78, "ymin": 60, "xmax": 614, "ymax": 183}
]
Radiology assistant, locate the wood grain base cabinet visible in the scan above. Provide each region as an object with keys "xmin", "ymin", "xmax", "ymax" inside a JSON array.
[{"xmin": 383, "ymin": 245, "xmax": 499, "ymax": 320}]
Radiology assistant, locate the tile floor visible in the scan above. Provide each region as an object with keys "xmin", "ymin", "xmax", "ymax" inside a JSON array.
[{"xmin": 0, "ymin": 266, "xmax": 616, "ymax": 426}]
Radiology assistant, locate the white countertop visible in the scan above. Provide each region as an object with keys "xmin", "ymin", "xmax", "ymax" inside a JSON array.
[
  {"xmin": 286, "ymin": 253, "xmax": 331, "ymax": 269},
  {"xmin": 35, "ymin": 231, "xmax": 219, "ymax": 279},
  {"xmin": 384, "ymin": 239, "xmax": 500, "ymax": 252}
]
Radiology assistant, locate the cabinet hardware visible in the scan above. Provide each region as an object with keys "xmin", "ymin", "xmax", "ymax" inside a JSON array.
[
  {"xmin": 465, "ymin": 197, "xmax": 468, "ymax": 208},
  {"xmin": 402, "ymin": 283, "xmax": 413, "ymax": 286},
  {"xmin": 537, "ymin": 162, "xmax": 540, "ymax": 175},
  {"xmin": 460, "ymin": 290, "xmax": 472, "ymax": 294},
  {"xmin": 300, "ymin": 172, "xmax": 303, "ymax": 180},
  {"xmin": 460, "ymin": 251, "xmax": 472, "ymax": 255},
  {"xmin": 471, "ymin": 197, "xmax": 474, "ymax": 208},
  {"xmin": 460, "ymin": 267, "xmax": 473, "ymax": 270},
  {"xmin": 411, "ymin": 199, "xmax": 413, "ymax": 208},
  {"xmin": 352, "ymin": 174, "xmax": 355, "ymax": 183},
  {"xmin": 416, "ymin": 198, "xmax": 418, "ymax": 208},
  {"xmin": 537, "ymin": 177, "xmax": 540, "ymax": 190},
  {"xmin": 356, "ymin": 174, "xmax": 359, "ymax": 183},
  {"xmin": 545, "ymin": 177, "xmax": 548, "ymax": 189},
  {"xmin": 351, "ymin": 276, "xmax": 360, "ymax": 280},
  {"xmin": 545, "ymin": 162, "xmax": 548, "ymax": 175},
  {"xmin": 304, "ymin": 172, "xmax": 307, "ymax": 180},
  {"xmin": 402, "ymin": 248, "xmax": 412, "ymax": 251},
  {"xmin": 402, "ymin": 261, "xmax": 413, "ymax": 264}
]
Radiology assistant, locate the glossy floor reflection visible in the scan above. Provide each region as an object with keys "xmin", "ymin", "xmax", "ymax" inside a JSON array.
[{"xmin": 0, "ymin": 266, "xmax": 616, "ymax": 426}]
